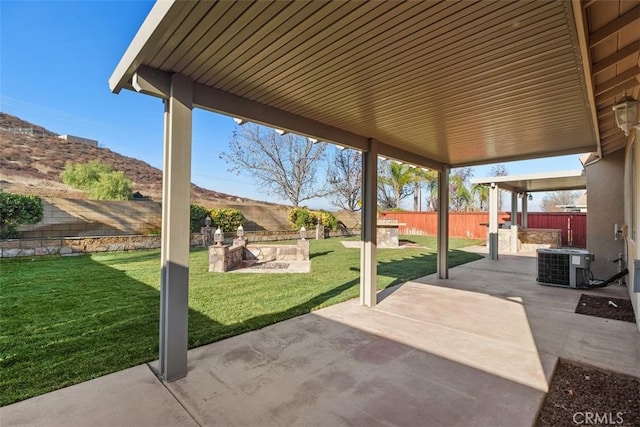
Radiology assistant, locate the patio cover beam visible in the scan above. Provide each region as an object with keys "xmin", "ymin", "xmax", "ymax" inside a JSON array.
[{"xmin": 132, "ymin": 66, "xmax": 445, "ymax": 171}]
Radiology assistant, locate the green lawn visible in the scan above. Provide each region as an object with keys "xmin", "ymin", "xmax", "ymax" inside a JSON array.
[{"xmin": 0, "ymin": 235, "xmax": 482, "ymax": 406}]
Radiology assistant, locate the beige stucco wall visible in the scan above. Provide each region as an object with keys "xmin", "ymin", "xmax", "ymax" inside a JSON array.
[
  {"xmin": 623, "ymin": 139, "xmax": 639, "ymax": 329},
  {"xmin": 586, "ymin": 149, "xmax": 625, "ymax": 280}
]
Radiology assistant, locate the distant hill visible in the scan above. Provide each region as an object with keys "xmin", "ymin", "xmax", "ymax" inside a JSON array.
[{"xmin": 0, "ymin": 112, "xmax": 274, "ymax": 207}]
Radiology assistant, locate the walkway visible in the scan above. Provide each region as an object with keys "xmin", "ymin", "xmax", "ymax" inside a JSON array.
[{"xmin": 3, "ymin": 249, "xmax": 638, "ymax": 426}]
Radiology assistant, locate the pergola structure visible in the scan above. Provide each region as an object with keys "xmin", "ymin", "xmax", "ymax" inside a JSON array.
[
  {"xmin": 109, "ymin": 0, "xmax": 639, "ymax": 381},
  {"xmin": 471, "ymin": 170, "xmax": 587, "ymax": 259}
]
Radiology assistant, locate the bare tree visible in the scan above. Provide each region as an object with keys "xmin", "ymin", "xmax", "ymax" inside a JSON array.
[
  {"xmin": 327, "ymin": 147, "xmax": 361, "ymax": 212},
  {"xmin": 540, "ymin": 190, "xmax": 581, "ymax": 212},
  {"xmin": 489, "ymin": 164, "xmax": 508, "ymax": 211},
  {"xmin": 221, "ymin": 124, "xmax": 327, "ymax": 207}
]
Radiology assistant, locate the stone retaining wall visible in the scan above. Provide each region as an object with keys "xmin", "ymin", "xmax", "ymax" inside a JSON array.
[
  {"xmin": 1, "ymin": 229, "xmax": 358, "ymax": 259},
  {"xmin": 0, "ymin": 235, "xmax": 163, "ymax": 258}
]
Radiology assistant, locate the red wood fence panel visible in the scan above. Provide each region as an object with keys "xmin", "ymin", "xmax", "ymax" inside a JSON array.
[
  {"xmin": 380, "ymin": 211, "xmax": 586, "ymax": 247},
  {"xmin": 516, "ymin": 212, "xmax": 586, "ymax": 247}
]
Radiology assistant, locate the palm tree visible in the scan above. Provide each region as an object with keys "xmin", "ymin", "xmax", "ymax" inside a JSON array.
[
  {"xmin": 378, "ymin": 161, "xmax": 415, "ymax": 209},
  {"xmin": 471, "ymin": 183, "xmax": 490, "ymax": 211},
  {"xmin": 411, "ymin": 168, "xmax": 439, "ymax": 211}
]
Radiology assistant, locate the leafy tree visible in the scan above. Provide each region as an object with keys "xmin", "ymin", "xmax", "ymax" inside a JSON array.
[
  {"xmin": 378, "ymin": 161, "xmax": 415, "ymax": 210},
  {"xmin": 61, "ymin": 160, "xmax": 131, "ymax": 200},
  {"xmin": 0, "ymin": 192, "xmax": 43, "ymax": 239},
  {"xmin": 327, "ymin": 148, "xmax": 362, "ymax": 213},
  {"xmin": 87, "ymin": 170, "xmax": 131, "ymax": 200},
  {"xmin": 221, "ymin": 124, "xmax": 327, "ymax": 207},
  {"xmin": 540, "ymin": 191, "xmax": 582, "ymax": 212}
]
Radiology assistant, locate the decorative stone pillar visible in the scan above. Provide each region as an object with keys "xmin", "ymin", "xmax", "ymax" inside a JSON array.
[
  {"xmin": 315, "ymin": 224, "xmax": 325, "ymax": 240},
  {"xmin": 208, "ymin": 244, "xmax": 229, "ymax": 272},
  {"xmin": 296, "ymin": 239, "xmax": 310, "ymax": 260},
  {"xmin": 201, "ymin": 226, "xmax": 212, "ymax": 247}
]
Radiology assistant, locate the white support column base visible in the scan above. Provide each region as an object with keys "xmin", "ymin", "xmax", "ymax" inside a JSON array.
[
  {"xmin": 489, "ymin": 183, "xmax": 499, "ymax": 260},
  {"xmin": 510, "ymin": 191, "xmax": 519, "ymax": 253}
]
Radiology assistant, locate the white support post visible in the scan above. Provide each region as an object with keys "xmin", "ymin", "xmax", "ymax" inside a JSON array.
[
  {"xmin": 159, "ymin": 73, "xmax": 193, "ymax": 381},
  {"xmin": 489, "ymin": 183, "xmax": 499, "ymax": 260},
  {"xmin": 360, "ymin": 139, "xmax": 378, "ymax": 307},
  {"xmin": 437, "ymin": 168, "xmax": 449, "ymax": 279},
  {"xmin": 522, "ymin": 192, "xmax": 529, "ymax": 229},
  {"xmin": 510, "ymin": 191, "xmax": 519, "ymax": 253}
]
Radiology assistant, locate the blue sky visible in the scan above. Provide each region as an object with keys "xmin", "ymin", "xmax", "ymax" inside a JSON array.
[{"xmin": 1, "ymin": 1, "xmax": 584, "ymax": 211}]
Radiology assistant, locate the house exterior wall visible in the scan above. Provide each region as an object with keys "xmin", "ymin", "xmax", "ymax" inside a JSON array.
[
  {"xmin": 623, "ymin": 139, "xmax": 639, "ymax": 330},
  {"xmin": 57, "ymin": 134, "xmax": 99, "ymax": 146},
  {"xmin": 586, "ymin": 150, "xmax": 625, "ymax": 280}
]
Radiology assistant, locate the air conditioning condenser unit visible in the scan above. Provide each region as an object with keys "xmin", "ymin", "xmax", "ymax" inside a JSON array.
[{"xmin": 537, "ymin": 248, "xmax": 592, "ymax": 288}]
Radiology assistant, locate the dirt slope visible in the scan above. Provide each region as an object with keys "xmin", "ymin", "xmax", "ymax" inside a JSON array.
[{"xmin": 0, "ymin": 112, "xmax": 276, "ymax": 207}]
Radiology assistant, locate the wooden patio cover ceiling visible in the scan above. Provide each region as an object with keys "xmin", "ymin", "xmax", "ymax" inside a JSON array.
[{"xmin": 110, "ymin": 0, "xmax": 640, "ymax": 169}]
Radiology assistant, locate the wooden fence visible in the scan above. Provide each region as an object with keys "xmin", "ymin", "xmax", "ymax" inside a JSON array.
[{"xmin": 380, "ymin": 211, "xmax": 586, "ymax": 247}]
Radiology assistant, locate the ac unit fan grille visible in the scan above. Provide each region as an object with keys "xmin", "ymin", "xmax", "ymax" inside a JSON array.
[{"xmin": 538, "ymin": 252, "xmax": 570, "ymax": 286}]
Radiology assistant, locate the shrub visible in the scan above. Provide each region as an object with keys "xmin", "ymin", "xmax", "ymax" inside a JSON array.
[
  {"xmin": 190, "ymin": 204, "xmax": 210, "ymax": 232},
  {"xmin": 209, "ymin": 208, "xmax": 244, "ymax": 232},
  {"xmin": 0, "ymin": 192, "xmax": 44, "ymax": 239},
  {"xmin": 61, "ymin": 160, "xmax": 132, "ymax": 200},
  {"xmin": 86, "ymin": 170, "xmax": 132, "ymax": 200},
  {"xmin": 288, "ymin": 207, "xmax": 316, "ymax": 229},
  {"xmin": 288, "ymin": 207, "xmax": 338, "ymax": 231},
  {"xmin": 315, "ymin": 210, "xmax": 338, "ymax": 231}
]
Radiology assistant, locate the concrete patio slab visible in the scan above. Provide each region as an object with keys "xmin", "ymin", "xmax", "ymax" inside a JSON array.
[
  {"xmin": 2, "ymin": 248, "xmax": 637, "ymax": 427},
  {"xmin": 1, "ymin": 365, "xmax": 198, "ymax": 427}
]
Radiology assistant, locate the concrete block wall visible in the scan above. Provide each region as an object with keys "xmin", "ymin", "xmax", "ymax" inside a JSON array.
[
  {"xmin": 218, "ymin": 204, "xmax": 292, "ymax": 231},
  {"xmin": 15, "ymin": 199, "xmax": 296, "ymax": 239},
  {"xmin": 17, "ymin": 197, "xmax": 162, "ymax": 238}
]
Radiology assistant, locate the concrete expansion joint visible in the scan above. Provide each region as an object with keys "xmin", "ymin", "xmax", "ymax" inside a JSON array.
[{"xmin": 145, "ymin": 363, "xmax": 202, "ymax": 427}]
